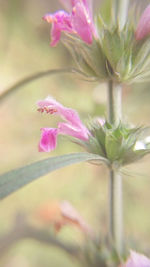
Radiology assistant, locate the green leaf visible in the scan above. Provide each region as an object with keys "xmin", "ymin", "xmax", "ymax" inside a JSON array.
[{"xmin": 0, "ymin": 153, "xmax": 102, "ymax": 199}]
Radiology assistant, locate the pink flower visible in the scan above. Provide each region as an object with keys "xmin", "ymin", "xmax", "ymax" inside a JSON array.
[
  {"xmin": 37, "ymin": 96, "xmax": 89, "ymax": 152},
  {"xmin": 121, "ymin": 251, "xmax": 150, "ymax": 267},
  {"xmin": 135, "ymin": 4, "xmax": 150, "ymax": 41},
  {"xmin": 43, "ymin": 0, "xmax": 96, "ymax": 46},
  {"xmin": 39, "ymin": 128, "xmax": 58, "ymax": 152}
]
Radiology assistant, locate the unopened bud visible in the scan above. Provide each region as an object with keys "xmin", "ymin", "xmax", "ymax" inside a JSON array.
[{"xmin": 135, "ymin": 4, "xmax": 150, "ymax": 41}]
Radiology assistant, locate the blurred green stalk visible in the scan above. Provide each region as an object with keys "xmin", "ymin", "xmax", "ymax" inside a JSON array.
[
  {"xmin": 107, "ymin": 81, "xmax": 123, "ymax": 254},
  {"xmin": 106, "ymin": 0, "xmax": 129, "ymax": 254},
  {"xmin": 113, "ymin": 0, "xmax": 129, "ymax": 30}
]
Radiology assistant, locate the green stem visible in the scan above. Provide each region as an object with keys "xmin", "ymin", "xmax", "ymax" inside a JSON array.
[
  {"xmin": 0, "ymin": 68, "xmax": 94, "ymax": 103},
  {"xmin": 107, "ymin": 81, "xmax": 123, "ymax": 254},
  {"xmin": 107, "ymin": 81, "xmax": 122, "ymax": 125}
]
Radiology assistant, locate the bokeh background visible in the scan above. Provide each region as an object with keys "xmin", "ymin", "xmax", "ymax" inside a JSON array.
[{"xmin": 0, "ymin": 0, "xmax": 150, "ymax": 266}]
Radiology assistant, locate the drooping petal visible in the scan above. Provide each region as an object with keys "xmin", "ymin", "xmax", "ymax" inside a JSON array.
[
  {"xmin": 43, "ymin": 11, "xmax": 73, "ymax": 46},
  {"xmin": 58, "ymin": 122, "xmax": 89, "ymax": 140},
  {"xmin": 121, "ymin": 251, "xmax": 150, "ymax": 267},
  {"xmin": 135, "ymin": 4, "xmax": 150, "ymax": 41},
  {"xmin": 39, "ymin": 128, "xmax": 58, "ymax": 152}
]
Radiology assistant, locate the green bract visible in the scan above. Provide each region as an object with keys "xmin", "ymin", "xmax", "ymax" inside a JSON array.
[{"xmin": 79, "ymin": 122, "xmax": 150, "ymax": 168}]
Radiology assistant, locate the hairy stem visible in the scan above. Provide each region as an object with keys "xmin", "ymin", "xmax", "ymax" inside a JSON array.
[
  {"xmin": 107, "ymin": 81, "xmax": 123, "ymax": 254},
  {"xmin": 0, "ymin": 68, "xmax": 95, "ymax": 103}
]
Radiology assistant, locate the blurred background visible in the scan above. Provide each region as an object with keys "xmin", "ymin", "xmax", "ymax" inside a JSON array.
[{"xmin": 0, "ymin": 0, "xmax": 150, "ymax": 266}]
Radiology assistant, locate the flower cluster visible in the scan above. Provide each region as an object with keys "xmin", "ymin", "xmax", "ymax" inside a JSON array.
[
  {"xmin": 43, "ymin": 1, "xmax": 150, "ymax": 83},
  {"xmin": 37, "ymin": 2, "xmax": 150, "ymax": 266}
]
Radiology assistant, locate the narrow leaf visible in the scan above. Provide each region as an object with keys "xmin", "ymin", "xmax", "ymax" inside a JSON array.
[{"xmin": 0, "ymin": 153, "xmax": 102, "ymax": 199}]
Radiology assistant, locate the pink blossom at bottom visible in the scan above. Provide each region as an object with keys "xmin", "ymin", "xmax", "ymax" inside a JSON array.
[
  {"xmin": 39, "ymin": 128, "xmax": 58, "ymax": 152},
  {"xmin": 121, "ymin": 251, "xmax": 150, "ymax": 267},
  {"xmin": 37, "ymin": 96, "xmax": 89, "ymax": 152}
]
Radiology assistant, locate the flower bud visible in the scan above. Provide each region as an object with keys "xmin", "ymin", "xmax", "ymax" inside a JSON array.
[{"xmin": 135, "ymin": 4, "xmax": 150, "ymax": 41}]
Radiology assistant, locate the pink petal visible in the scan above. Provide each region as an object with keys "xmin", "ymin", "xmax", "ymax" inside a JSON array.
[
  {"xmin": 71, "ymin": 0, "xmax": 91, "ymax": 11},
  {"xmin": 38, "ymin": 96, "xmax": 62, "ymax": 109},
  {"xmin": 50, "ymin": 23, "xmax": 61, "ymax": 46},
  {"xmin": 38, "ymin": 96, "xmax": 86, "ymax": 129},
  {"xmin": 121, "ymin": 251, "xmax": 150, "ymax": 267},
  {"xmin": 43, "ymin": 0, "xmax": 96, "ymax": 45},
  {"xmin": 58, "ymin": 122, "xmax": 89, "ymax": 140},
  {"xmin": 73, "ymin": 0, "xmax": 93, "ymax": 19},
  {"xmin": 71, "ymin": 2, "xmax": 93, "ymax": 44},
  {"xmin": 135, "ymin": 4, "xmax": 150, "ymax": 41},
  {"xmin": 39, "ymin": 128, "xmax": 58, "ymax": 152},
  {"xmin": 37, "ymin": 96, "xmax": 90, "ymax": 142},
  {"xmin": 43, "ymin": 11, "xmax": 73, "ymax": 46}
]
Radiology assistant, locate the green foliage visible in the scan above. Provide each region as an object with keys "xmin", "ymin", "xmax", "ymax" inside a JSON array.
[
  {"xmin": 63, "ymin": 4, "xmax": 150, "ymax": 85},
  {"xmin": 81, "ymin": 121, "xmax": 150, "ymax": 168},
  {"xmin": 0, "ymin": 153, "xmax": 103, "ymax": 199},
  {"xmin": 64, "ymin": 37, "xmax": 108, "ymax": 81}
]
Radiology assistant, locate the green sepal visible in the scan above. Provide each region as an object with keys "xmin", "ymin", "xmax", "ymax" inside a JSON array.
[
  {"xmin": 101, "ymin": 28, "xmax": 124, "ymax": 71},
  {"xmin": 63, "ymin": 36, "xmax": 109, "ymax": 81},
  {"xmin": 84, "ymin": 121, "xmax": 150, "ymax": 167}
]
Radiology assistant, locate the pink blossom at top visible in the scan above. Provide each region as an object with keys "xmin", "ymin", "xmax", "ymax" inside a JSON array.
[
  {"xmin": 43, "ymin": 0, "xmax": 96, "ymax": 46},
  {"xmin": 37, "ymin": 96, "xmax": 89, "ymax": 152},
  {"xmin": 120, "ymin": 251, "xmax": 150, "ymax": 267},
  {"xmin": 135, "ymin": 4, "xmax": 150, "ymax": 41}
]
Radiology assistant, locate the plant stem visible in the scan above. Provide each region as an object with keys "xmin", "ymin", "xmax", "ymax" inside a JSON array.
[
  {"xmin": 0, "ymin": 68, "xmax": 94, "ymax": 103},
  {"xmin": 107, "ymin": 81, "xmax": 123, "ymax": 254},
  {"xmin": 107, "ymin": 81, "xmax": 122, "ymax": 125}
]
